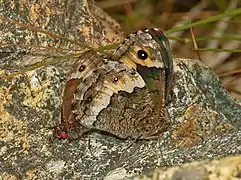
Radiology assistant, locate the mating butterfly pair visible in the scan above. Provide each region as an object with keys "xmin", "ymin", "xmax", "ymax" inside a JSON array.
[{"xmin": 56, "ymin": 28, "xmax": 174, "ymax": 140}]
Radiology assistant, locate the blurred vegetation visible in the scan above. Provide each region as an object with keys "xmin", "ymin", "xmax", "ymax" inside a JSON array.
[{"xmin": 96, "ymin": 0, "xmax": 241, "ymax": 100}]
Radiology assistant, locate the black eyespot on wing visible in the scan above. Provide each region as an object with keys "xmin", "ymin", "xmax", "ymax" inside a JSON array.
[
  {"xmin": 87, "ymin": 96, "xmax": 92, "ymax": 102},
  {"xmin": 137, "ymin": 50, "xmax": 148, "ymax": 60},
  {"xmin": 78, "ymin": 65, "xmax": 86, "ymax": 72},
  {"xmin": 113, "ymin": 77, "xmax": 118, "ymax": 82},
  {"xmin": 84, "ymin": 95, "xmax": 92, "ymax": 103},
  {"xmin": 130, "ymin": 70, "xmax": 136, "ymax": 75}
]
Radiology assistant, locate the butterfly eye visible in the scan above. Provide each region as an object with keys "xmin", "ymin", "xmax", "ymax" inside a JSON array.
[
  {"xmin": 78, "ymin": 65, "xmax": 86, "ymax": 72},
  {"xmin": 137, "ymin": 50, "xmax": 148, "ymax": 60}
]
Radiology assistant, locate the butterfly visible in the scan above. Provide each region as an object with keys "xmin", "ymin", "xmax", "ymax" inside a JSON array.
[{"xmin": 55, "ymin": 28, "xmax": 173, "ymax": 140}]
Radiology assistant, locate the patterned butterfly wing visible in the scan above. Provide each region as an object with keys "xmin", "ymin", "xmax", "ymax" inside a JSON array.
[
  {"xmin": 112, "ymin": 28, "xmax": 173, "ymax": 123},
  {"xmin": 57, "ymin": 50, "xmax": 170, "ymax": 139},
  {"xmin": 56, "ymin": 28, "xmax": 173, "ymax": 140},
  {"xmin": 57, "ymin": 51, "xmax": 105, "ymax": 138}
]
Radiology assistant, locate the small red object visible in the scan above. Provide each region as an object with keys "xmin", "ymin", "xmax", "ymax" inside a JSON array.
[{"xmin": 58, "ymin": 132, "xmax": 67, "ymax": 139}]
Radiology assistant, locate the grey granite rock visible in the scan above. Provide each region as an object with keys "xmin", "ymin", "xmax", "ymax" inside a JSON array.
[
  {"xmin": 126, "ymin": 155, "xmax": 241, "ymax": 180},
  {"xmin": 0, "ymin": 0, "xmax": 240, "ymax": 179}
]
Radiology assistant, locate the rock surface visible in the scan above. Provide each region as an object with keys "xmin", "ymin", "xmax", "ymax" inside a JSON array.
[
  {"xmin": 127, "ymin": 155, "xmax": 241, "ymax": 180},
  {"xmin": 0, "ymin": 0, "xmax": 240, "ymax": 179}
]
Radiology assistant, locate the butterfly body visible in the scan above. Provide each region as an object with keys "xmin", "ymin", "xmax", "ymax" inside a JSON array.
[{"xmin": 56, "ymin": 28, "xmax": 173, "ymax": 140}]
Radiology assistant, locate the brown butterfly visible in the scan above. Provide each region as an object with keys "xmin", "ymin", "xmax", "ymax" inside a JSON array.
[{"xmin": 55, "ymin": 28, "xmax": 173, "ymax": 140}]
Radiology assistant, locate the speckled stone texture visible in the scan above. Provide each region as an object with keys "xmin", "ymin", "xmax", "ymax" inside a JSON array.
[
  {"xmin": 127, "ymin": 155, "xmax": 241, "ymax": 180},
  {"xmin": 0, "ymin": 0, "xmax": 240, "ymax": 179}
]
